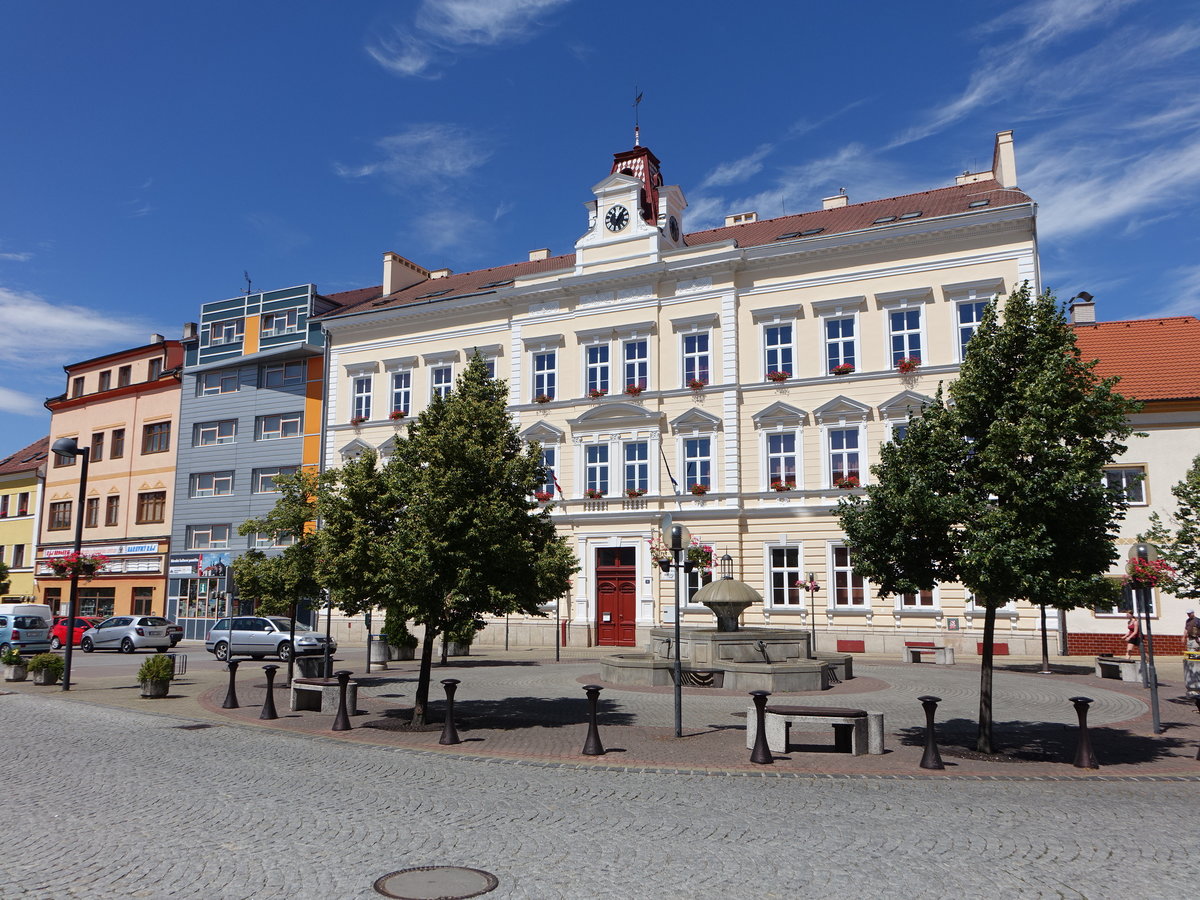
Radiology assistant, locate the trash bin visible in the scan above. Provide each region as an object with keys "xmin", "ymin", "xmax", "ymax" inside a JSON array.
[
  {"xmin": 295, "ymin": 656, "xmax": 332, "ymax": 679},
  {"xmin": 369, "ymin": 636, "xmax": 389, "ymax": 670},
  {"xmin": 1185, "ymin": 652, "xmax": 1200, "ymax": 695}
]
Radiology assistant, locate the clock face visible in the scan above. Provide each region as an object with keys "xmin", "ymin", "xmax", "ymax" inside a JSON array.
[
  {"xmin": 669, "ymin": 216, "xmax": 680, "ymax": 241},
  {"xmin": 605, "ymin": 205, "xmax": 629, "ymax": 232}
]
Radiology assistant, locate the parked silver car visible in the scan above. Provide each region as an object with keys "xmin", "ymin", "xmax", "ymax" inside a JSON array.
[
  {"xmin": 80, "ymin": 616, "xmax": 172, "ymax": 653},
  {"xmin": 204, "ymin": 617, "xmax": 335, "ymax": 662}
]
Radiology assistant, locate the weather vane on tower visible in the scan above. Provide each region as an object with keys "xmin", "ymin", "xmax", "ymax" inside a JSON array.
[{"xmin": 633, "ymin": 87, "xmax": 643, "ymax": 147}]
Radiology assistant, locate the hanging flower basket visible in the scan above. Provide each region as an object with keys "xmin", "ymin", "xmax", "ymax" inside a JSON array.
[
  {"xmin": 897, "ymin": 356, "xmax": 921, "ymax": 374},
  {"xmin": 588, "ymin": 388, "xmax": 608, "ymax": 399},
  {"xmin": 1124, "ymin": 557, "xmax": 1177, "ymax": 589},
  {"xmin": 584, "ymin": 488, "xmax": 605, "ymax": 499},
  {"xmin": 648, "ymin": 536, "xmax": 714, "ymax": 574},
  {"xmin": 534, "ymin": 491, "xmax": 553, "ymax": 503},
  {"xmin": 689, "ymin": 483, "xmax": 710, "ymax": 496},
  {"xmin": 766, "ymin": 370, "xmax": 790, "ymax": 383},
  {"xmin": 48, "ymin": 551, "xmax": 110, "ymax": 581},
  {"xmin": 533, "ymin": 394, "xmax": 552, "ymax": 404},
  {"xmin": 795, "ymin": 577, "xmax": 820, "ymax": 594},
  {"xmin": 831, "ymin": 363, "xmax": 855, "ymax": 376},
  {"xmin": 688, "ymin": 378, "xmax": 709, "ymax": 392},
  {"xmin": 625, "ymin": 487, "xmax": 646, "ymax": 498},
  {"xmin": 389, "ymin": 409, "xmax": 407, "ymax": 421},
  {"xmin": 833, "ymin": 475, "xmax": 860, "ymax": 489},
  {"xmin": 624, "ymin": 384, "xmax": 644, "ymax": 397},
  {"xmin": 771, "ymin": 480, "xmax": 795, "ymax": 492}
]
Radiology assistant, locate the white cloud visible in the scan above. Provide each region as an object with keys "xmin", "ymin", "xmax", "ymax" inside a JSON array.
[
  {"xmin": 368, "ymin": 0, "xmax": 573, "ymax": 78},
  {"xmin": 0, "ymin": 251, "xmax": 32, "ymax": 262},
  {"xmin": 1142, "ymin": 264, "xmax": 1200, "ymax": 318},
  {"xmin": 699, "ymin": 144, "xmax": 774, "ymax": 190},
  {"xmin": 0, "ymin": 385, "xmax": 45, "ymax": 417},
  {"xmin": 334, "ymin": 123, "xmax": 492, "ymax": 188},
  {"xmin": 0, "ymin": 287, "xmax": 150, "ymax": 366}
]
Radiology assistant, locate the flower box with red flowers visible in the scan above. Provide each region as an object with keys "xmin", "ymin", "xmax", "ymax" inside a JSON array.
[
  {"xmin": 1124, "ymin": 556, "xmax": 1177, "ymax": 589},
  {"xmin": 771, "ymin": 480, "xmax": 795, "ymax": 492},
  {"xmin": 897, "ymin": 356, "xmax": 921, "ymax": 374},
  {"xmin": 625, "ymin": 488, "xmax": 646, "ymax": 498},
  {"xmin": 534, "ymin": 491, "xmax": 553, "ymax": 503},
  {"xmin": 584, "ymin": 488, "xmax": 605, "ymax": 499},
  {"xmin": 689, "ymin": 483, "xmax": 710, "ymax": 496},
  {"xmin": 830, "ymin": 364, "xmax": 855, "ymax": 376},
  {"xmin": 766, "ymin": 370, "xmax": 791, "ymax": 383},
  {"xmin": 624, "ymin": 384, "xmax": 644, "ymax": 397},
  {"xmin": 687, "ymin": 378, "xmax": 709, "ymax": 391},
  {"xmin": 833, "ymin": 475, "xmax": 860, "ymax": 489},
  {"xmin": 350, "ymin": 415, "xmax": 367, "ymax": 426},
  {"xmin": 588, "ymin": 388, "xmax": 608, "ymax": 399},
  {"xmin": 389, "ymin": 409, "xmax": 407, "ymax": 421},
  {"xmin": 533, "ymin": 394, "xmax": 552, "ymax": 404},
  {"xmin": 48, "ymin": 551, "xmax": 110, "ymax": 581}
]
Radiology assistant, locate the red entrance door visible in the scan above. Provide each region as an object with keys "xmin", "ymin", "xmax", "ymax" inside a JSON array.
[{"xmin": 596, "ymin": 548, "xmax": 637, "ymax": 647}]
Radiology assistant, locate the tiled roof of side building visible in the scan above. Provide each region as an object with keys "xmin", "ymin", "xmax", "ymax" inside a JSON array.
[
  {"xmin": 1074, "ymin": 316, "xmax": 1200, "ymax": 401},
  {"xmin": 322, "ymin": 179, "xmax": 1033, "ymax": 318},
  {"xmin": 0, "ymin": 436, "xmax": 50, "ymax": 477}
]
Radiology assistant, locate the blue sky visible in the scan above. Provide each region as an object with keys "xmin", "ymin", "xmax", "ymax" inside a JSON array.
[{"xmin": 2, "ymin": 0, "xmax": 1198, "ymax": 453}]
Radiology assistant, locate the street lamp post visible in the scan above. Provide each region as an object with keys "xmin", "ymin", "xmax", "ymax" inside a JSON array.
[
  {"xmin": 1130, "ymin": 543, "xmax": 1163, "ymax": 734},
  {"xmin": 658, "ymin": 522, "xmax": 693, "ymax": 738},
  {"xmin": 50, "ymin": 437, "xmax": 90, "ymax": 692}
]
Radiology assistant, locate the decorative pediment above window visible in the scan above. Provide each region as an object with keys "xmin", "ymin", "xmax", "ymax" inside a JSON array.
[
  {"xmin": 421, "ymin": 350, "xmax": 460, "ymax": 366},
  {"xmin": 568, "ymin": 403, "xmax": 663, "ymax": 431},
  {"xmin": 338, "ymin": 437, "xmax": 372, "ymax": 460},
  {"xmin": 669, "ymin": 408, "xmax": 722, "ymax": 434},
  {"xmin": 575, "ymin": 325, "xmax": 616, "ymax": 344},
  {"xmin": 376, "ymin": 436, "xmax": 400, "ymax": 458},
  {"xmin": 521, "ymin": 420, "xmax": 566, "ymax": 444},
  {"xmin": 811, "ymin": 295, "xmax": 867, "ymax": 316},
  {"xmin": 670, "ymin": 313, "xmax": 720, "ymax": 333},
  {"xmin": 813, "ymin": 395, "xmax": 873, "ymax": 425},
  {"xmin": 874, "ymin": 287, "xmax": 934, "ymax": 309},
  {"xmin": 942, "ymin": 277, "xmax": 1005, "ymax": 300},
  {"xmin": 381, "ymin": 356, "xmax": 418, "ymax": 373},
  {"xmin": 750, "ymin": 304, "xmax": 804, "ymax": 324},
  {"xmin": 751, "ymin": 402, "xmax": 809, "ymax": 429},
  {"xmin": 878, "ymin": 390, "xmax": 934, "ymax": 420},
  {"xmin": 344, "ymin": 361, "xmax": 380, "ymax": 378},
  {"xmin": 521, "ymin": 334, "xmax": 564, "ymax": 352},
  {"xmin": 463, "ymin": 344, "xmax": 502, "ymax": 360}
]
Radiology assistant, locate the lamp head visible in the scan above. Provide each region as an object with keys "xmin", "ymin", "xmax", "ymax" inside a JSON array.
[
  {"xmin": 1129, "ymin": 542, "xmax": 1158, "ymax": 563},
  {"xmin": 667, "ymin": 524, "xmax": 691, "ymax": 551},
  {"xmin": 720, "ymin": 552, "xmax": 733, "ymax": 580},
  {"xmin": 52, "ymin": 437, "xmax": 81, "ymax": 457}
]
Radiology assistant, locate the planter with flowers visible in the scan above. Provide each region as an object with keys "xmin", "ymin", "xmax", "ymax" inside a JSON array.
[
  {"xmin": 648, "ymin": 535, "xmax": 714, "ymax": 575},
  {"xmin": 830, "ymin": 363, "xmax": 855, "ymax": 376},
  {"xmin": 137, "ymin": 653, "xmax": 175, "ymax": 699},
  {"xmin": 48, "ymin": 551, "xmax": 109, "ymax": 581},
  {"xmin": 389, "ymin": 409, "xmax": 407, "ymax": 421},
  {"xmin": 624, "ymin": 384, "xmax": 644, "ymax": 397},
  {"xmin": 588, "ymin": 387, "xmax": 608, "ymax": 399},
  {"xmin": 688, "ymin": 378, "xmax": 708, "ymax": 392},
  {"xmin": 1125, "ymin": 557, "xmax": 1177, "ymax": 591},
  {"xmin": 584, "ymin": 488, "xmax": 605, "ymax": 499},
  {"xmin": 625, "ymin": 487, "xmax": 646, "ymax": 498},
  {"xmin": 350, "ymin": 415, "xmax": 367, "ymax": 427},
  {"xmin": 689, "ymin": 483, "xmax": 710, "ymax": 496},
  {"xmin": 833, "ymin": 475, "xmax": 860, "ymax": 489},
  {"xmin": 766, "ymin": 370, "xmax": 791, "ymax": 383},
  {"xmin": 897, "ymin": 356, "xmax": 921, "ymax": 374},
  {"xmin": 771, "ymin": 480, "xmax": 795, "ymax": 492},
  {"xmin": 2, "ymin": 647, "xmax": 26, "ymax": 682},
  {"xmin": 534, "ymin": 491, "xmax": 553, "ymax": 503},
  {"xmin": 533, "ymin": 394, "xmax": 552, "ymax": 404}
]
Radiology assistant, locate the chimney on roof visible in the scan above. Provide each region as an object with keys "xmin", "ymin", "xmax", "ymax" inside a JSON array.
[
  {"xmin": 429, "ymin": 268, "xmax": 453, "ymax": 279},
  {"xmin": 383, "ymin": 252, "xmax": 430, "ymax": 296},
  {"xmin": 529, "ymin": 248, "xmax": 550, "ymax": 261},
  {"xmin": 1069, "ymin": 291, "xmax": 1096, "ymax": 325},
  {"xmin": 182, "ymin": 322, "xmax": 198, "ymax": 340},
  {"xmin": 822, "ymin": 192, "xmax": 848, "ymax": 210},
  {"xmin": 725, "ymin": 211, "xmax": 758, "ymax": 226},
  {"xmin": 150, "ymin": 333, "xmax": 164, "ymax": 344},
  {"xmin": 992, "ymin": 130, "xmax": 1017, "ymax": 189}
]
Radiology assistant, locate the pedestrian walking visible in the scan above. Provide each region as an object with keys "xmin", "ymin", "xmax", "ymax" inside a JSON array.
[
  {"xmin": 1184, "ymin": 610, "xmax": 1200, "ymax": 652},
  {"xmin": 1124, "ymin": 611, "xmax": 1141, "ymax": 659}
]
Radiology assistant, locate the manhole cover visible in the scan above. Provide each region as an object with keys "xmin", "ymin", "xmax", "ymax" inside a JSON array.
[
  {"xmin": 374, "ymin": 866, "xmax": 498, "ymax": 899},
  {"xmin": 176, "ymin": 723, "xmax": 215, "ymax": 730}
]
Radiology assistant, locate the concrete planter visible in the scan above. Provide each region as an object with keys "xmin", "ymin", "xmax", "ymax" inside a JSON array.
[
  {"xmin": 295, "ymin": 656, "xmax": 332, "ymax": 678},
  {"xmin": 389, "ymin": 644, "xmax": 416, "ymax": 661},
  {"xmin": 4, "ymin": 664, "xmax": 28, "ymax": 682},
  {"xmin": 445, "ymin": 641, "xmax": 471, "ymax": 657},
  {"xmin": 140, "ymin": 679, "xmax": 170, "ymax": 699},
  {"xmin": 31, "ymin": 669, "xmax": 59, "ymax": 686}
]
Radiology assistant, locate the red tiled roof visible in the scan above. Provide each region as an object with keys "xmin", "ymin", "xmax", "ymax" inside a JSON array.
[
  {"xmin": 0, "ymin": 436, "xmax": 49, "ymax": 477},
  {"xmin": 1074, "ymin": 317, "xmax": 1200, "ymax": 401},
  {"xmin": 323, "ymin": 178, "xmax": 1032, "ymax": 318}
]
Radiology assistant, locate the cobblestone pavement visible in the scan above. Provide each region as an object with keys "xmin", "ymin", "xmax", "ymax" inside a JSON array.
[{"xmin": 2, "ymin": 693, "xmax": 1198, "ymax": 899}]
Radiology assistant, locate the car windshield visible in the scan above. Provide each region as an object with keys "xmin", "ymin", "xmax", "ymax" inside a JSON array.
[
  {"xmin": 14, "ymin": 616, "xmax": 46, "ymax": 629},
  {"xmin": 267, "ymin": 618, "xmax": 295, "ymax": 633}
]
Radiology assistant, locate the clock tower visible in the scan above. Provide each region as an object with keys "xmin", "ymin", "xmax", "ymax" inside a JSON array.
[{"xmin": 575, "ymin": 144, "xmax": 687, "ymax": 267}]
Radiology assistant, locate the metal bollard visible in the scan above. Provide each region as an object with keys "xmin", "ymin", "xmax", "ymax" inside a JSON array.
[
  {"xmin": 581, "ymin": 684, "xmax": 605, "ymax": 756},
  {"xmin": 918, "ymin": 695, "xmax": 944, "ymax": 770},
  {"xmin": 1068, "ymin": 696, "xmax": 1099, "ymax": 769},
  {"xmin": 222, "ymin": 659, "xmax": 240, "ymax": 710},
  {"xmin": 749, "ymin": 690, "xmax": 773, "ymax": 765},
  {"xmin": 260, "ymin": 665, "xmax": 279, "ymax": 720},
  {"xmin": 332, "ymin": 670, "xmax": 353, "ymax": 731},
  {"xmin": 439, "ymin": 678, "xmax": 461, "ymax": 745}
]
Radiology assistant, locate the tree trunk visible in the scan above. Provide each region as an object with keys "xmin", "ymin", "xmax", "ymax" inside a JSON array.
[
  {"xmin": 411, "ymin": 630, "xmax": 437, "ymax": 726},
  {"xmin": 976, "ymin": 603, "xmax": 997, "ymax": 753},
  {"xmin": 1039, "ymin": 603, "xmax": 1051, "ymax": 673}
]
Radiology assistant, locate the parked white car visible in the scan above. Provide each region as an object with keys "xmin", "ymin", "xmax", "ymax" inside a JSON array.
[{"xmin": 204, "ymin": 617, "xmax": 335, "ymax": 661}]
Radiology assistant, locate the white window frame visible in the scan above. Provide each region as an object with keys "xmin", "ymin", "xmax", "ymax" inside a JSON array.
[
  {"xmin": 261, "ymin": 309, "xmax": 300, "ymax": 337},
  {"xmin": 262, "ymin": 361, "xmax": 305, "ymax": 388},
  {"xmin": 390, "ymin": 370, "xmax": 412, "ymax": 415},
  {"xmin": 539, "ymin": 447, "xmax": 557, "ymax": 497},
  {"xmin": 253, "ymin": 531, "xmax": 298, "ymax": 549},
  {"xmin": 252, "ymin": 466, "xmax": 298, "ymax": 494},
  {"xmin": 584, "ymin": 444, "xmax": 610, "ymax": 496},
  {"xmin": 888, "ymin": 307, "xmax": 924, "ymax": 368},
  {"xmin": 765, "ymin": 543, "xmax": 804, "ymax": 609},
  {"xmin": 190, "ymin": 471, "xmax": 234, "ymax": 498},
  {"xmin": 681, "ymin": 331, "xmax": 711, "ymax": 388},
  {"xmin": 813, "ymin": 297, "xmax": 866, "ymax": 375},
  {"xmin": 683, "ymin": 436, "xmax": 712, "ymax": 492},
  {"xmin": 194, "ymin": 420, "xmax": 237, "ymax": 446},
  {"xmin": 430, "ymin": 365, "xmax": 453, "ymax": 400},
  {"xmin": 1104, "ymin": 466, "xmax": 1147, "ymax": 506},
  {"xmin": 532, "ymin": 351, "xmax": 556, "ymax": 401},
  {"xmin": 198, "ymin": 370, "xmax": 239, "ymax": 396},
  {"xmin": 829, "ymin": 543, "xmax": 868, "ymax": 609},
  {"xmin": 255, "ymin": 412, "xmax": 302, "ymax": 441},
  {"xmin": 944, "ymin": 279, "xmax": 1004, "ymax": 363},
  {"xmin": 209, "ymin": 318, "xmax": 244, "ymax": 346},
  {"xmin": 875, "ymin": 289, "xmax": 932, "ymax": 370},
  {"xmin": 763, "ymin": 322, "xmax": 794, "ymax": 379},
  {"xmin": 897, "ymin": 586, "xmax": 940, "ymax": 611},
  {"xmin": 765, "ymin": 431, "xmax": 799, "ymax": 489},
  {"xmin": 187, "ymin": 524, "xmax": 231, "ymax": 550},
  {"xmin": 352, "ymin": 375, "xmax": 373, "ymax": 421},
  {"xmin": 623, "ymin": 441, "xmax": 649, "ymax": 495},
  {"xmin": 585, "ymin": 343, "xmax": 611, "ymax": 396},
  {"xmin": 827, "ymin": 426, "xmax": 861, "ymax": 486}
]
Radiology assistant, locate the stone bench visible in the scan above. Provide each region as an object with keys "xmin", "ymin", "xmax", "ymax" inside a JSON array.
[
  {"xmin": 902, "ymin": 642, "xmax": 954, "ymax": 665},
  {"xmin": 745, "ymin": 705, "xmax": 885, "ymax": 756},
  {"xmin": 1094, "ymin": 654, "xmax": 1143, "ymax": 682},
  {"xmin": 290, "ymin": 676, "xmax": 357, "ymax": 714}
]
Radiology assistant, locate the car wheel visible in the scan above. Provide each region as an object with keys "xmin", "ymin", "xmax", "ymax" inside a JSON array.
[
  {"xmin": 0, "ymin": 643, "xmax": 8, "ymax": 655},
  {"xmin": 277, "ymin": 641, "xmax": 293, "ymax": 662},
  {"xmin": 81, "ymin": 637, "xmax": 94, "ymax": 653},
  {"xmin": 50, "ymin": 636, "xmax": 63, "ymax": 650},
  {"xmin": 213, "ymin": 641, "xmax": 229, "ymax": 662},
  {"xmin": 120, "ymin": 637, "xmax": 135, "ymax": 654}
]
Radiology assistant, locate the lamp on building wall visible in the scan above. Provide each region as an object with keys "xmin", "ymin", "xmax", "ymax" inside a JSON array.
[
  {"xmin": 660, "ymin": 521, "xmax": 693, "ymax": 738},
  {"xmin": 50, "ymin": 437, "xmax": 90, "ymax": 693}
]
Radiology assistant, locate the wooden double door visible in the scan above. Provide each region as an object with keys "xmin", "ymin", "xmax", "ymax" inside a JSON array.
[{"xmin": 595, "ymin": 547, "xmax": 637, "ymax": 647}]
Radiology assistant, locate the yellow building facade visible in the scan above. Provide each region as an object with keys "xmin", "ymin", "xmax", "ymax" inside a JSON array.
[
  {"xmin": 0, "ymin": 437, "xmax": 48, "ymax": 601},
  {"xmin": 321, "ymin": 131, "xmax": 1049, "ymax": 655}
]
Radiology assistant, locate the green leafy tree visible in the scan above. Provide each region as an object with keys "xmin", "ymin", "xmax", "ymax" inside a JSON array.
[
  {"xmin": 1141, "ymin": 454, "xmax": 1200, "ymax": 601},
  {"xmin": 390, "ymin": 355, "xmax": 578, "ymax": 725},
  {"xmin": 0, "ymin": 559, "xmax": 9, "ymax": 594},
  {"xmin": 837, "ymin": 285, "xmax": 1137, "ymax": 752},
  {"xmin": 236, "ymin": 469, "xmax": 322, "ymax": 618}
]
